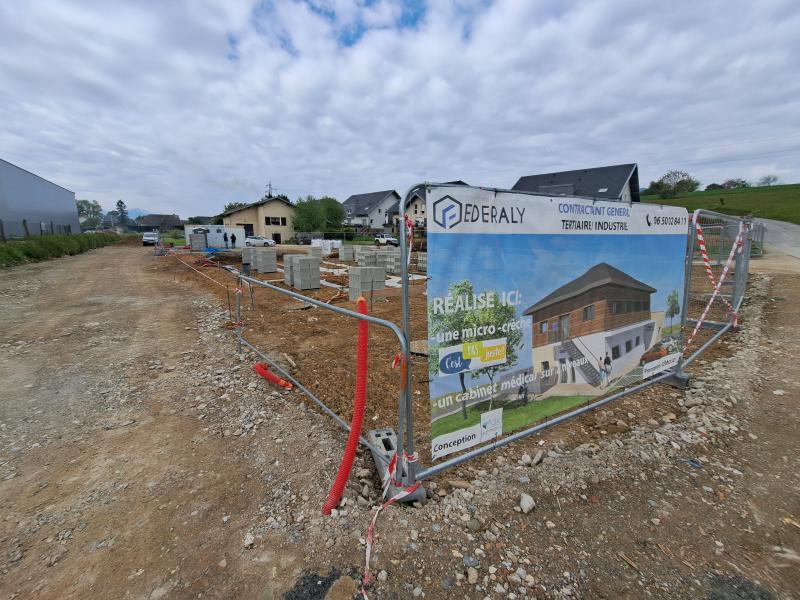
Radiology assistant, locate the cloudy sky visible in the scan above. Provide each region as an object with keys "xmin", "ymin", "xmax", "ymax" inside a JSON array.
[{"xmin": 1, "ymin": 0, "xmax": 799, "ymax": 216}]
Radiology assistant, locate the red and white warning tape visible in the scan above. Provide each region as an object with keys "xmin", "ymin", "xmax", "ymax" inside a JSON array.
[
  {"xmin": 404, "ymin": 215, "xmax": 414, "ymax": 267},
  {"xmin": 361, "ymin": 451, "xmax": 421, "ymax": 599},
  {"xmin": 694, "ymin": 221, "xmax": 737, "ymax": 326},
  {"xmin": 684, "ymin": 218, "xmax": 747, "ymax": 352}
]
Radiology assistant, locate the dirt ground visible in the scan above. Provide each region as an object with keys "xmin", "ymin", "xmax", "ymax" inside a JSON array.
[{"xmin": 0, "ymin": 245, "xmax": 797, "ymax": 599}]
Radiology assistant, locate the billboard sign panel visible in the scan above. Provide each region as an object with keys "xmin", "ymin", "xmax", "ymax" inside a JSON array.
[{"xmin": 426, "ymin": 186, "xmax": 688, "ymax": 460}]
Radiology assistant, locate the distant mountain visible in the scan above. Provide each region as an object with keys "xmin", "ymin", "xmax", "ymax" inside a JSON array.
[{"xmin": 127, "ymin": 208, "xmax": 147, "ymax": 219}]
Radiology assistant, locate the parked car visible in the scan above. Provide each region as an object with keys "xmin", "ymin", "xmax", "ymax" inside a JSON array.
[
  {"xmin": 295, "ymin": 233, "xmax": 314, "ymax": 245},
  {"xmin": 191, "ymin": 227, "xmax": 210, "ymax": 234},
  {"xmin": 374, "ymin": 233, "xmax": 399, "ymax": 247},
  {"xmin": 142, "ymin": 232, "xmax": 160, "ymax": 246},
  {"xmin": 245, "ymin": 235, "xmax": 276, "ymax": 247}
]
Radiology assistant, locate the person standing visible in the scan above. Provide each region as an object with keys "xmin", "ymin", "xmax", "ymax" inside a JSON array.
[
  {"xmin": 223, "ymin": 232, "xmax": 229, "ymax": 248},
  {"xmin": 597, "ymin": 356, "xmax": 606, "ymax": 387},
  {"xmin": 230, "ymin": 233, "xmax": 237, "ymax": 248},
  {"xmin": 603, "ymin": 352, "xmax": 612, "ymax": 385}
]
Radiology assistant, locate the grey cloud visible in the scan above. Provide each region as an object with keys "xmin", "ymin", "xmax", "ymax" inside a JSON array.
[{"xmin": 0, "ymin": 0, "xmax": 798, "ymax": 216}]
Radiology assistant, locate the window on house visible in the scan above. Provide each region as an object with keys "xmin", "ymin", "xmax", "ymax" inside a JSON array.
[
  {"xmin": 264, "ymin": 217, "xmax": 269, "ymax": 225},
  {"xmin": 541, "ymin": 361, "xmax": 550, "ymax": 372},
  {"xmin": 539, "ymin": 321, "xmax": 547, "ymax": 333},
  {"xmin": 644, "ymin": 298, "xmax": 651, "ymax": 311},
  {"xmin": 611, "ymin": 345, "xmax": 621, "ymax": 360},
  {"xmin": 280, "ymin": 217, "xmax": 287, "ymax": 226},
  {"xmin": 611, "ymin": 301, "xmax": 620, "ymax": 315},
  {"xmin": 378, "ymin": 208, "xmax": 381, "ymax": 213},
  {"xmin": 270, "ymin": 217, "xmax": 280, "ymax": 226},
  {"xmin": 583, "ymin": 305, "xmax": 595, "ymax": 321},
  {"xmin": 414, "ymin": 206, "xmax": 418, "ymax": 214},
  {"xmin": 625, "ymin": 340, "xmax": 633, "ymax": 353},
  {"xmin": 635, "ymin": 335, "xmax": 641, "ymax": 346}
]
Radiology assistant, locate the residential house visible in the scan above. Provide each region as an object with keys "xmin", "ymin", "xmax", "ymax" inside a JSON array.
[
  {"xmin": 522, "ymin": 263, "xmax": 663, "ymax": 396},
  {"xmin": 512, "ymin": 164, "xmax": 641, "ymax": 202},
  {"xmin": 221, "ymin": 196, "xmax": 296, "ymax": 243},
  {"xmin": 342, "ymin": 190, "xmax": 400, "ymax": 230},
  {"xmin": 135, "ymin": 214, "xmax": 183, "ymax": 231}
]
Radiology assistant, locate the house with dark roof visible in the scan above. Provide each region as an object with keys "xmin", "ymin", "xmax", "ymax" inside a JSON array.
[
  {"xmin": 221, "ymin": 195, "xmax": 296, "ymax": 243},
  {"xmin": 522, "ymin": 263, "xmax": 664, "ymax": 395},
  {"xmin": 342, "ymin": 190, "xmax": 400, "ymax": 230},
  {"xmin": 135, "ymin": 214, "xmax": 183, "ymax": 231},
  {"xmin": 512, "ymin": 164, "xmax": 640, "ymax": 202}
]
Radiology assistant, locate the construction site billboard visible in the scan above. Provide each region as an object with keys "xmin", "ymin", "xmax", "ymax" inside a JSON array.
[{"xmin": 425, "ymin": 186, "xmax": 689, "ymax": 459}]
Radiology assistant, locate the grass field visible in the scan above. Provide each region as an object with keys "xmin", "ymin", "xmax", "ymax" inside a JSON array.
[
  {"xmin": 641, "ymin": 184, "xmax": 800, "ymax": 225},
  {"xmin": 430, "ymin": 394, "xmax": 590, "ymax": 438}
]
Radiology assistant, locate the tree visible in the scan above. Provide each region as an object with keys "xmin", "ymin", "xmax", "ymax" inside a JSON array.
[
  {"xmin": 655, "ymin": 170, "xmax": 700, "ymax": 199},
  {"xmin": 469, "ymin": 296, "xmax": 523, "ymax": 410},
  {"xmin": 428, "ymin": 280, "xmax": 475, "ymax": 420},
  {"xmin": 222, "ymin": 201, "xmax": 247, "ymax": 213},
  {"xmin": 665, "ymin": 289, "xmax": 681, "ymax": 333},
  {"xmin": 187, "ymin": 216, "xmax": 206, "ymax": 224},
  {"xmin": 115, "ymin": 200, "xmax": 129, "ymax": 227},
  {"xmin": 319, "ymin": 196, "xmax": 344, "ymax": 230},
  {"xmin": 76, "ymin": 199, "xmax": 103, "ymax": 229},
  {"xmin": 292, "ymin": 195, "xmax": 326, "ymax": 232},
  {"xmin": 722, "ymin": 178, "xmax": 749, "ymax": 189},
  {"xmin": 292, "ymin": 195, "xmax": 344, "ymax": 232},
  {"xmin": 758, "ymin": 175, "xmax": 780, "ymax": 186}
]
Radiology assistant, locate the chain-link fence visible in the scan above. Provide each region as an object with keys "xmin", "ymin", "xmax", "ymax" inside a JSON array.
[{"xmin": 0, "ymin": 218, "xmax": 76, "ymax": 241}]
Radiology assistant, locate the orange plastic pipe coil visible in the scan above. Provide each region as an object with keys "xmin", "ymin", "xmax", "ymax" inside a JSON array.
[
  {"xmin": 253, "ymin": 362, "xmax": 293, "ymax": 390},
  {"xmin": 322, "ymin": 296, "xmax": 369, "ymax": 514}
]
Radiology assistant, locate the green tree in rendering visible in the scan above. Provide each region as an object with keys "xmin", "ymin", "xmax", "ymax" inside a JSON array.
[
  {"xmin": 469, "ymin": 297, "xmax": 523, "ymax": 410},
  {"xmin": 428, "ymin": 280, "xmax": 476, "ymax": 420},
  {"xmin": 428, "ymin": 279, "xmax": 524, "ymax": 418},
  {"xmin": 666, "ymin": 289, "xmax": 681, "ymax": 333}
]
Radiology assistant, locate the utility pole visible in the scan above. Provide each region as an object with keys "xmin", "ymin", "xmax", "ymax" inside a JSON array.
[{"xmin": 266, "ymin": 181, "xmax": 278, "ymax": 198}]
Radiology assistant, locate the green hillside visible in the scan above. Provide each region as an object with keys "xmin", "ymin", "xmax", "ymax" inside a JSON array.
[{"xmin": 641, "ymin": 184, "xmax": 800, "ymax": 225}]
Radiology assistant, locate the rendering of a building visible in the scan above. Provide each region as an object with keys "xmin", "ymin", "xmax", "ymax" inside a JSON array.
[
  {"xmin": 523, "ymin": 262, "xmax": 663, "ymax": 396},
  {"xmin": 221, "ymin": 195, "xmax": 296, "ymax": 243},
  {"xmin": 0, "ymin": 158, "xmax": 80, "ymax": 238}
]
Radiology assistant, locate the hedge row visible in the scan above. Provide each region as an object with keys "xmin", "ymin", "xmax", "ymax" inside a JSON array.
[{"xmin": 0, "ymin": 233, "xmax": 122, "ymax": 268}]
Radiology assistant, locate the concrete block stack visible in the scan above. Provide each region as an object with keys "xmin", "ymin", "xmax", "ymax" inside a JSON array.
[
  {"xmin": 309, "ymin": 246, "xmax": 323, "ymax": 259},
  {"xmin": 416, "ymin": 252, "xmax": 427, "ymax": 271},
  {"xmin": 381, "ymin": 249, "xmax": 403, "ymax": 274},
  {"xmin": 357, "ymin": 250, "xmax": 378, "ymax": 267},
  {"xmin": 348, "ymin": 266, "xmax": 386, "ymax": 301},
  {"xmin": 283, "ymin": 254, "xmax": 301, "ymax": 286},
  {"xmin": 354, "ymin": 246, "xmax": 373, "ymax": 263},
  {"xmin": 253, "ymin": 248, "xmax": 277, "ymax": 273},
  {"xmin": 339, "ymin": 245, "xmax": 355, "ymax": 261},
  {"xmin": 293, "ymin": 256, "xmax": 321, "ymax": 290},
  {"xmin": 241, "ymin": 247, "xmax": 254, "ymax": 265}
]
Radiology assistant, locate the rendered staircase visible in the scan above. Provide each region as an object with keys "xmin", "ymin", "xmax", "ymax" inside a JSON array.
[{"xmin": 561, "ymin": 339, "xmax": 602, "ymax": 386}]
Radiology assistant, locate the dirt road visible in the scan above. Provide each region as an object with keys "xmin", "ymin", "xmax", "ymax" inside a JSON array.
[{"xmin": 0, "ymin": 246, "xmax": 798, "ymax": 599}]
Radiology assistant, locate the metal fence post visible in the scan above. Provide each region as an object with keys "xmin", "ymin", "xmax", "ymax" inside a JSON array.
[
  {"xmin": 236, "ymin": 277, "xmax": 242, "ymax": 354},
  {"xmin": 397, "ymin": 184, "xmax": 427, "ymax": 485}
]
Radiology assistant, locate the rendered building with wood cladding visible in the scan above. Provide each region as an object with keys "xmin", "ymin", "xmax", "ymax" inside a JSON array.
[{"xmin": 522, "ymin": 263, "xmax": 665, "ymax": 396}]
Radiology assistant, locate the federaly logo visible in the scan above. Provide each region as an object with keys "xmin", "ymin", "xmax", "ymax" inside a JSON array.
[{"xmin": 433, "ymin": 195, "xmax": 462, "ymax": 229}]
